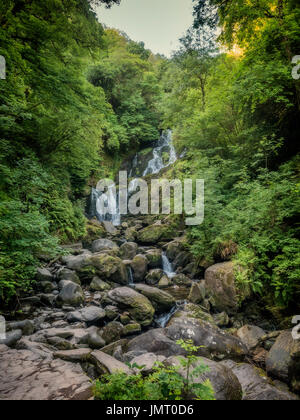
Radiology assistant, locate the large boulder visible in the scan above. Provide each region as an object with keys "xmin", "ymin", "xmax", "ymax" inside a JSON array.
[
  {"xmin": 62, "ymin": 252, "xmax": 92, "ymax": 271},
  {"xmin": 130, "ymin": 254, "xmax": 148, "ymax": 282},
  {"xmin": 101, "ymin": 322, "xmax": 124, "ymax": 344},
  {"xmin": 145, "ymin": 269, "xmax": 164, "ymax": 286},
  {"xmin": 0, "ymin": 346, "xmax": 92, "ymax": 400},
  {"xmin": 137, "ymin": 224, "xmax": 177, "ymax": 244},
  {"xmin": 56, "ymin": 281, "xmax": 84, "ymax": 307},
  {"xmin": 145, "ymin": 249, "xmax": 163, "ymax": 269},
  {"xmin": 222, "ymin": 360, "xmax": 298, "ymax": 400},
  {"xmin": 237, "ymin": 325, "xmax": 266, "ymax": 351},
  {"xmin": 89, "ymin": 254, "xmax": 128, "ymax": 285},
  {"xmin": 58, "ymin": 268, "xmax": 81, "ymax": 285},
  {"xmin": 108, "ymin": 287, "xmax": 155, "ymax": 327},
  {"xmin": 205, "ymin": 262, "xmax": 251, "ymax": 314},
  {"xmin": 166, "ymin": 312, "xmax": 248, "ymax": 361},
  {"xmin": 67, "ymin": 306, "xmax": 106, "ymax": 326},
  {"xmin": 135, "ymin": 284, "xmax": 176, "ymax": 314},
  {"xmin": 266, "ymin": 330, "xmax": 300, "ymax": 391},
  {"xmin": 119, "ymin": 242, "xmax": 138, "ymax": 260},
  {"xmin": 126, "ymin": 329, "xmax": 185, "ymax": 359},
  {"xmin": 165, "ymin": 356, "xmax": 242, "ymax": 401},
  {"xmin": 166, "ymin": 239, "xmax": 186, "ymax": 261},
  {"xmin": 91, "ymin": 239, "xmax": 118, "ymax": 253}
]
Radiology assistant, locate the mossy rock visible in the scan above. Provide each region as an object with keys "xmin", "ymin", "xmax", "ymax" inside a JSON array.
[
  {"xmin": 89, "ymin": 254, "xmax": 128, "ymax": 285},
  {"xmin": 137, "ymin": 224, "xmax": 178, "ymax": 244}
]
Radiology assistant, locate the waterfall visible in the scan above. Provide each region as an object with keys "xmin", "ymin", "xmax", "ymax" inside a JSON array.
[
  {"xmin": 128, "ymin": 267, "xmax": 134, "ymax": 286},
  {"xmin": 162, "ymin": 253, "xmax": 176, "ymax": 278},
  {"xmin": 93, "ymin": 184, "xmax": 121, "ymax": 226},
  {"xmin": 155, "ymin": 300, "xmax": 187, "ymax": 328},
  {"xmin": 143, "ymin": 130, "xmax": 177, "ymax": 176}
]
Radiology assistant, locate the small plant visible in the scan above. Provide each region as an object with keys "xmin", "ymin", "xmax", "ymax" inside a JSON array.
[{"xmin": 93, "ymin": 340, "xmax": 215, "ymax": 401}]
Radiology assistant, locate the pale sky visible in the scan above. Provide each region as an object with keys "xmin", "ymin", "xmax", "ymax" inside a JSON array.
[{"xmin": 95, "ymin": 0, "xmax": 194, "ymax": 57}]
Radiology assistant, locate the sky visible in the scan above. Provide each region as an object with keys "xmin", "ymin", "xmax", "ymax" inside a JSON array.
[{"xmin": 95, "ymin": 0, "xmax": 194, "ymax": 57}]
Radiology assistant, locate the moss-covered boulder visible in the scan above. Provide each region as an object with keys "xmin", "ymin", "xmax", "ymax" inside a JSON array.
[
  {"xmin": 137, "ymin": 223, "xmax": 178, "ymax": 244},
  {"xmin": 83, "ymin": 218, "xmax": 105, "ymax": 245},
  {"xmin": 205, "ymin": 262, "xmax": 251, "ymax": 314},
  {"xmin": 145, "ymin": 269, "xmax": 165, "ymax": 286},
  {"xmin": 56, "ymin": 281, "xmax": 85, "ymax": 308},
  {"xmin": 108, "ymin": 287, "xmax": 155, "ymax": 327},
  {"xmin": 89, "ymin": 254, "xmax": 128, "ymax": 285},
  {"xmin": 130, "ymin": 254, "xmax": 148, "ymax": 282},
  {"xmin": 120, "ymin": 242, "xmax": 138, "ymax": 260},
  {"xmin": 90, "ymin": 277, "xmax": 112, "ymax": 292},
  {"xmin": 135, "ymin": 284, "xmax": 176, "ymax": 314},
  {"xmin": 145, "ymin": 249, "xmax": 163, "ymax": 269}
]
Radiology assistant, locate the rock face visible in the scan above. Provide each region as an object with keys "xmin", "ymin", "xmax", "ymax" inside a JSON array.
[
  {"xmin": 89, "ymin": 254, "xmax": 128, "ymax": 285},
  {"xmin": 166, "ymin": 312, "xmax": 248, "ymax": 361},
  {"xmin": 91, "ymin": 239, "xmax": 118, "ymax": 253},
  {"xmin": 130, "ymin": 254, "xmax": 148, "ymax": 282},
  {"xmin": 205, "ymin": 262, "xmax": 251, "ymax": 314},
  {"xmin": 266, "ymin": 330, "xmax": 300, "ymax": 391},
  {"xmin": 0, "ymin": 346, "xmax": 92, "ymax": 400},
  {"xmin": 56, "ymin": 281, "xmax": 84, "ymax": 307},
  {"xmin": 222, "ymin": 360, "xmax": 298, "ymax": 401},
  {"xmin": 108, "ymin": 287, "xmax": 155, "ymax": 327},
  {"xmin": 135, "ymin": 284, "xmax": 176, "ymax": 314},
  {"xmin": 165, "ymin": 356, "xmax": 242, "ymax": 401},
  {"xmin": 237, "ymin": 325, "xmax": 266, "ymax": 351}
]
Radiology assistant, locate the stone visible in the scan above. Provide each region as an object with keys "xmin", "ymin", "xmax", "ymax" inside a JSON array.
[
  {"xmin": 90, "ymin": 277, "xmax": 111, "ymax": 292},
  {"xmin": 124, "ymin": 227, "xmax": 137, "ymax": 242},
  {"xmin": 126, "ymin": 329, "xmax": 185, "ymax": 358},
  {"xmin": 56, "ymin": 281, "xmax": 85, "ymax": 307},
  {"xmin": 38, "ymin": 281, "xmax": 57, "ymax": 294},
  {"xmin": 120, "ymin": 242, "xmax": 138, "ymax": 260},
  {"xmin": 108, "ymin": 287, "xmax": 155, "ymax": 327},
  {"xmin": 6, "ymin": 320, "xmax": 35, "ymax": 336},
  {"xmin": 47, "ymin": 337, "xmax": 74, "ymax": 351},
  {"xmin": 67, "ymin": 306, "xmax": 106, "ymax": 326},
  {"xmin": 137, "ymin": 224, "xmax": 177, "ymax": 244},
  {"xmin": 87, "ymin": 329, "xmax": 106, "ymax": 349},
  {"xmin": 188, "ymin": 282, "xmax": 206, "ymax": 304},
  {"xmin": 131, "ymin": 353, "xmax": 166, "ymax": 374},
  {"xmin": 0, "ymin": 348, "xmax": 92, "ymax": 400},
  {"xmin": 102, "ymin": 221, "xmax": 118, "ymax": 235},
  {"xmin": 165, "ymin": 356, "xmax": 242, "ymax": 401},
  {"xmin": 101, "ymin": 322, "xmax": 124, "ymax": 344},
  {"xmin": 0, "ymin": 330, "xmax": 22, "ymax": 347},
  {"xmin": 105, "ymin": 305, "xmax": 119, "ymax": 320},
  {"xmin": 123, "ymin": 323, "xmax": 142, "ymax": 336},
  {"xmin": 158, "ymin": 276, "xmax": 171, "ymax": 289},
  {"xmin": 130, "ymin": 254, "xmax": 148, "ymax": 282},
  {"xmin": 36, "ymin": 267, "xmax": 53, "ymax": 282},
  {"xmin": 166, "ymin": 312, "xmax": 248, "ymax": 361},
  {"xmin": 145, "ymin": 269, "xmax": 164, "ymax": 286},
  {"xmin": 90, "ymin": 351, "xmax": 132, "ymax": 375},
  {"xmin": 58, "ymin": 268, "xmax": 81, "ymax": 285},
  {"xmin": 101, "ymin": 339, "xmax": 129, "ymax": 356},
  {"xmin": 205, "ymin": 262, "xmax": 251, "ymax": 314},
  {"xmin": 62, "ymin": 252, "xmax": 92, "ymax": 271},
  {"xmin": 213, "ymin": 312, "xmax": 230, "ymax": 327},
  {"xmin": 166, "ymin": 239, "xmax": 186, "ymax": 260},
  {"xmin": 135, "ymin": 284, "xmax": 176, "ymax": 314},
  {"xmin": 145, "ymin": 249, "xmax": 163, "ymax": 269},
  {"xmin": 266, "ymin": 330, "xmax": 300, "ymax": 391},
  {"xmin": 181, "ymin": 303, "xmax": 216, "ymax": 324},
  {"xmin": 237, "ymin": 325, "xmax": 266, "ymax": 351},
  {"xmin": 222, "ymin": 360, "xmax": 298, "ymax": 400},
  {"xmin": 89, "ymin": 254, "xmax": 128, "ymax": 285},
  {"xmin": 173, "ymin": 274, "xmax": 192, "ymax": 287},
  {"xmin": 54, "ymin": 349, "xmax": 92, "ymax": 363},
  {"xmin": 91, "ymin": 239, "xmax": 118, "ymax": 253}
]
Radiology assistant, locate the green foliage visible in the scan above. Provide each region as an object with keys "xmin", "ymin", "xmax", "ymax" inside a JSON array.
[{"xmin": 93, "ymin": 340, "xmax": 215, "ymax": 401}]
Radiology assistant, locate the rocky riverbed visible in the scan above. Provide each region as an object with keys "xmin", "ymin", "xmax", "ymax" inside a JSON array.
[{"xmin": 0, "ymin": 216, "xmax": 299, "ymax": 400}]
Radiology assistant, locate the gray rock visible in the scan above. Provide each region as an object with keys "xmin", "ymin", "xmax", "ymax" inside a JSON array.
[
  {"xmin": 131, "ymin": 353, "xmax": 166, "ymax": 374},
  {"xmin": 145, "ymin": 269, "xmax": 164, "ymax": 286},
  {"xmin": 36, "ymin": 268, "xmax": 53, "ymax": 282},
  {"xmin": 47, "ymin": 336, "xmax": 74, "ymax": 350},
  {"xmin": 188, "ymin": 281, "xmax": 206, "ymax": 304},
  {"xmin": 101, "ymin": 322, "xmax": 124, "ymax": 344},
  {"xmin": 87, "ymin": 329, "xmax": 106, "ymax": 349},
  {"xmin": 102, "ymin": 221, "xmax": 118, "ymax": 235},
  {"xmin": 7, "ymin": 320, "xmax": 35, "ymax": 336},
  {"xmin": 134, "ymin": 284, "xmax": 176, "ymax": 314},
  {"xmin": 92, "ymin": 239, "xmax": 118, "ymax": 253},
  {"xmin": 90, "ymin": 277, "xmax": 111, "ymax": 292},
  {"xmin": 58, "ymin": 268, "xmax": 81, "ymax": 285},
  {"xmin": 67, "ymin": 306, "xmax": 106, "ymax": 326},
  {"xmin": 90, "ymin": 350, "xmax": 132, "ymax": 375},
  {"xmin": 54, "ymin": 348, "xmax": 92, "ymax": 362},
  {"xmin": 57, "ymin": 281, "xmax": 85, "ymax": 307},
  {"xmin": 145, "ymin": 249, "xmax": 163, "ymax": 269},
  {"xmin": 0, "ymin": 329, "xmax": 23, "ymax": 347},
  {"xmin": 120, "ymin": 242, "xmax": 138, "ymax": 260},
  {"xmin": 130, "ymin": 254, "xmax": 148, "ymax": 282},
  {"xmin": 213, "ymin": 312, "xmax": 230, "ymax": 327},
  {"xmin": 237, "ymin": 325, "xmax": 266, "ymax": 351}
]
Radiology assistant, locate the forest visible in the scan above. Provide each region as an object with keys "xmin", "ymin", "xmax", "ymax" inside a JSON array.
[{"xmin": 0, "ymin": 0, "xmax": 299, "ymax": 402}]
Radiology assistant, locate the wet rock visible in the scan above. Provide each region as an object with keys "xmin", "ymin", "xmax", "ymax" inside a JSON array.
[
  {"xmin": 145, "ymin": 269, "xmax": 164, "ymax": 286},
  {"xmin": 90, "ymin": 351, "xmax": 132, "ymax": 375},
  {"xmin": 145, "ymin": 249, "xmax": 163, "ymax": 269},
  {"xmin": 120, "ymin": 242, "xmax": 138, "ymax": 260},
  {"xmin": 222, "ymin": 360, "xmax": 298, "ymax": 400},
  {"xmin": 91, "ymin": 239, "xmax": 118, "ymax": 253},
  {"xmin": 237, "ymin": 325, "xmax": 266, "ymax": 351},
  {"xmin": 130, "ymin": 254, "xmax": 148, "ymax": 282},
  {"xmin": 266, "ymin": 330, "xmax": 300, "ymax": 391},
  {"xmin": 166, "ymin": 313, "xmax": 248, "ymax": 361},
  {"xmin": 67, "ymin": 306, "xmax": 106, "ymax": 326},
  {"xmin": 56, "ymin": 281, "xmax": 85, "ymax": 308},
  {"xmin": 165, "ymin": 356, "xmax": 242, "ymax": 401},
  {"xmin": 54, "ymin": 348, "xmax": 92, "ymax": 363},
  {"xmin": 0, "ymin": 348, "xmax": 92, "ymax": 400},
  {"xmin": 0, "ymin": 329, "xmax": 23, "ymax": 347},
  {"xmin": 135, "ymin": 284, "xmax": 176, "ymax": 314},
  {"xmin": 90, "ymin": 277, "xmax": 111, "ymax": 292},
  {"xmin": 181, "ymin": 303, "xmax": 216, "ymax": 325},
  {"xmin": 89, "ymin": 254, "xmax": 128, "ymax": 285},
  {"xmin": 36, "ymin": 268, "xmax": 53, "ymax": 282},
  {"xmin": 205, "ymin": 262, "xmax": 251, "ymax": 314},
  {"xmin": 101, "ymin": 322, "xmax": 124, "ymax": 344},
  {"xmin": 188, "ymin": 281, "xmax": 206, "ymax": 304},
  {"xmin": 108, "ymin": 287, "xmax": 155, "ymax": 327}
]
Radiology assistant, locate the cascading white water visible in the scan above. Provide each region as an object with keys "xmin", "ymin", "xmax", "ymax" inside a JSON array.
[
  {"xmin": 95, "ymin": 184, "xmax": 120, "ymax": 226},
  {"xmin": 143, "ymin": 130, "xmax": 177, "ymax": 176},
  {"xmin": 128, "ymin": 267, "xmax": 135, "ymax": 286},
  {"xmin": 162, "ymin": 253, "xmax": 176, "ymax": 278}
]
